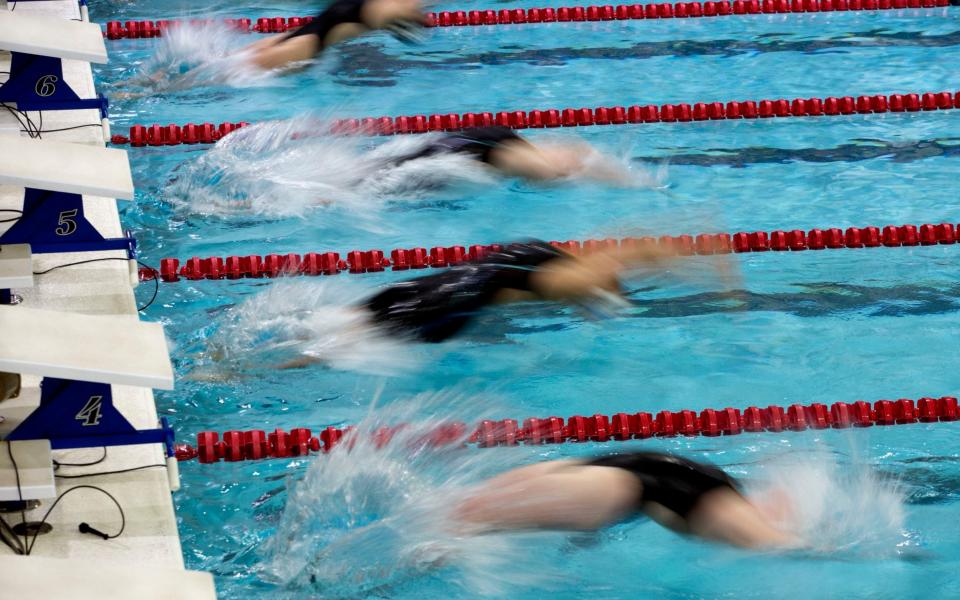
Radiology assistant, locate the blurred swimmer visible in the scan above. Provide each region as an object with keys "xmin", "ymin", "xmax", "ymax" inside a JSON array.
[
  {"xmin": 168, "ymin": 124, "xmax": 648, "ymax": 220},
  {"xmin": 380, "ymin": 126, "xmax": 635, "ymax": 184},
  {"xmin": 273, "ymin": 238, "xmax": 672, "ymax": 369},
  {"xmin": 454, "ymin": 452, "xmax": 798, "ymax": 549},
  {"xmin": 244, "ymin": 0, "xmax": 427, "ymax": 71},
  {"xmin": 116, "ymin": 0, "xmax": 426, "ymax": 98}
]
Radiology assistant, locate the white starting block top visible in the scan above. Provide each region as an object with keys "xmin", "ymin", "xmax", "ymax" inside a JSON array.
[
  {"xmin": 0, "ymin": 12, "xmax": 107, "ymax": 63},
  {"xmin": 0, "ymin": 135, "xmax": 133, "ymax": 200},
  {"xmin": 0, "ymin": 305, "xmax": 174, "ymax": 390},
  {"xmin": 0, "ymin": 555, "xmax": 217, "ymax": 599},
  {"xmin": 0, "ymin": 244, "xmax": 33, "ymax": 289}
]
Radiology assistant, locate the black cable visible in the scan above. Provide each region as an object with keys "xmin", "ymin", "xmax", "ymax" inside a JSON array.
[
  {"xmin": 31, "ymin": 258, "xmax": 161, "ymax": 312},
  {"xmin": 27, "ymin": 485, "xmax": 126, "ymax": 554},
  {"xmin": 1, "ymin": 104, "xmax": 36, "ymax": 138},
  {"xmin": 32, "ymin": 256, "xmax": 130, "ymax": 275},
  {"xmin": 0, "ymin": 209, "xmax": 22, "ymax": 224},
  {"xmin": 0, "ymin": 514, "xmax": 25, "ymax": 555},
  {"xmin": 29, "ymin": 123, "xmax": 103, "ymax": 134},
  {"xmin": 5, "ymin": 446, "xmax": 126, "ymax": 556},
  {"xmin": 138, "ymin": 260, "xmax": 161, "ymax": 311},
  {"xmin": 53, "ymin": 447, "xmax": 108, "ymax": 470},
  {"xmin": 55, "ymin": 464, "xmax": 165, "ymax": 479},
  {"xmin": 6, "ymin": 443, "xmax": 29, "ymax": 555},
  {"xmin": 1, "ymin": 104, "xmax": 101, "ymax": 138}
]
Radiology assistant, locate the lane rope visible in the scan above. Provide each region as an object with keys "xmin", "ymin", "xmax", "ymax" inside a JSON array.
[
  {"xmin": 140, "ymin": 223, "xmax": 960, "ymax": 283},
  {"xmin": 176, "ymin": 395, "xmax": 960, "ymax": 463},
  {"xmin": 108, "ymin": 90, "xmax": 960, "ymax": 147},
  {"xmin": 104, "ymin": 0, "xmax": 955, "ymax": 39}
]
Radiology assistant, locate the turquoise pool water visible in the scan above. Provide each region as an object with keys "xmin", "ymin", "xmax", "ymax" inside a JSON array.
[{"xmin": 93, "ymin": 2, "xmax": 960, "ymax": 597}]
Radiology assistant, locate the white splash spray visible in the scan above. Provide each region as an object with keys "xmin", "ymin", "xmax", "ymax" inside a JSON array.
[
  {"xmin": 745, "ymin": 447, "xmax": 911, "ymax": 558},
  {"xmin": 201, "ymin": 279, "xmax": 421, "ymax": 376},
  {"xmin": 165, "ymin": 117, "xmax": 497, "ymax": 221},
  {"xmin": 123, "ymin": 22, "xmax": 285, "ymax": 94},
  {"xmin": 260, "ymin": 392, "xmax": 565, "ymax": 597}
]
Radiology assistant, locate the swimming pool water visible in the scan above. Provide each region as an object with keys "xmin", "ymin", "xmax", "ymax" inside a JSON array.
[{"xmin": 92, "ymin": 2, "xmax": 960, "ymax": 597}]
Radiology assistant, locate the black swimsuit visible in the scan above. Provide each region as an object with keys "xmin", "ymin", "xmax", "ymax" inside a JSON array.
[
  {"xmin": 363, "ymin": 240, "xmax": 562, "ymax": 342},
  {"xmin": 392, "ymin": 126, "xmax": 528, "ymax": 167},
  {"xmin": 284, "ymin": 0, "xmax": 421, "ymax": 50},
  {"xmin": 585, "ymin": 452, "xmax": 740, "ymax": 518},
  {"xmin": 283, "ymin": 0, "xmax": 368, "ymax": 49}
]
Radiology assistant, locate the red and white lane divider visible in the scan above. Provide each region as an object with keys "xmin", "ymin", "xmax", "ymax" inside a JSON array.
[
  {"xmin": 105, "ymin": 0, "xmax": 954, "ymax": 39},
  {"xmin": 141, "ymin": 223, "xmax": 959, "ymax": 283},
  {"xmin": 176, "ymin": 395, "xmax": 960, "ymax": 463},
  {"xmin": 108, "ymin": 90, "xmax": 960, "ymax": 147}
]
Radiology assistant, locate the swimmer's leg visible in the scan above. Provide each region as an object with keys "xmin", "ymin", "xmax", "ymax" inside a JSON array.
[
  {"xmin": 246, "ymin": 23, "xmax": 366, "ymax": 70},
  {"xmin": 453, "ymin": 461, "xmax": 639, "ymax": 533}
]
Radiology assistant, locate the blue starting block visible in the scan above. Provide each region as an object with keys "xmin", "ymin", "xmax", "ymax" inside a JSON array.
[
  {"xmin": 0, "ymin": 189, "xmax": 136, "ymax": 255},
  {"xmin": 0, "ymin": 11, "xmax": 110, "ymax": 134},
  {"xmin": 6, "ymin": 378, "xmax": 175, "ymax": 456},
  {"xmin": 0, "ymin": 53, "xmax": 109, "ymax": 118},
  {"xmin": 0, "ymin": 306, "xmax": 177, "ymax": 459}
]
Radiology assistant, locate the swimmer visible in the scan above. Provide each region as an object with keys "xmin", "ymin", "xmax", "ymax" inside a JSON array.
[
  {"xmin": 245, "ymin": 0, "xmax": 427, "ymax": 71},
  {"xmin": 117, "ymin": 0, "xmax": 426, "ymax": 97},
  {"xmin": 276, "ymin": 239, "xmax": 671, "ymax": 370},
  {"xmin": 453, "ymin": 452, "xmax": 799, "ymax": 549},
  {"xmin": 382, "ymin": 126, "xmax": 635, "ymax": 184}
]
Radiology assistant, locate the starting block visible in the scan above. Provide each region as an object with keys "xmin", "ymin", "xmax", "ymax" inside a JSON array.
[
  {"xmin": 0, "ymin": 136, "xmax": 135, "ymax": 254},
  {"xmin": 0, "ymin": 306, "xmax": 175, "ymax": 466},
  {"xmin": 0, "ymin": 12, "xmax": 109, "ymax": 121},
  {"xmin": 0, "ymin": 555, "xmax": 217, "ymax": 599}
]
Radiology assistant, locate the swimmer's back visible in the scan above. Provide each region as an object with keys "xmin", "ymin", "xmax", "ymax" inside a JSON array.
[
  {"xmin": 392, "ymin": 126, "xmax": 528, "ymax": 167},
  {"xmin": 363, "ymin": 240, "xmax": 562, "ymax": 342}
]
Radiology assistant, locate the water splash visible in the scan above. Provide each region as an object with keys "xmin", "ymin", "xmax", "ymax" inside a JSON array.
[
  {"xmin": 164, "ymin": 118, "xmax": 668, "ymax": 222},
  {"xmin": 199, "ymin": 279, "xmax": 421, "ymax": 376},
  {"xmin": 260, "ymin": 392, "xmax": 565, "ymax": 597},
  {"xmin": 746, "ymin": 447, "xmax": 912, "ymax": 558},
  {"xmin": 121, "ymin": 22, "xmax": 284, "ymax": 94},
  {"xmin": 165, "ymin": 117, "xmax": 495, "ymax": 222}
]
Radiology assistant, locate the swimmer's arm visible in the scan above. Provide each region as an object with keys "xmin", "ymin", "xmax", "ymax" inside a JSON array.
[
  {"xmin": 523, "ymin": 245, "xmax": 673, "ymax": 303},
  {"xmin": 492, "ymin": 244, "xmax": 673, "ymax": 304},
  {"xmin": 277, "ymin": 356, "xmax": 322, "ymax": 369}
]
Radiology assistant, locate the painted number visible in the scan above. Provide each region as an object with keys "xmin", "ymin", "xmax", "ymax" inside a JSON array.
[
  {"xmin": 56, "ymin": 209, "xmax": 78, "ymax": 236},
  {"xmin": 35, "ymin": 75, "xmax": 59, "ymax": 97},
  {"xmin": 75, "ymin": 396, "xmax": 103, "ymax": 427}
]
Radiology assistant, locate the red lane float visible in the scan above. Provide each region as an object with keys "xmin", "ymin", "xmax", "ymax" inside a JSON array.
[
  {"xmin": 176, "ymin": 395, "xmax": 960, "ymax": 463},
  {"xmin": 108, "ymin": 90, "xmax": 960, "ymax": 147},
  {"xmin": 105, "ymin": 0, "xmax": 953, "ymax": 39},
  {"xmin": 140, "ymin": 222, "xmax": 959, "ymax": 283}
]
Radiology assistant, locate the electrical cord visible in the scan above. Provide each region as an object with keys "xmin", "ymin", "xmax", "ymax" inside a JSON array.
[
  {"xmin": 1, "ymin": 104, "xmax": 38, "ymax": 138},
  {"xmin": 55, "ymin": 464, "xmax": 165, "ymax": 479},
  {"xmin": 31, "ymin": 256, "xmax": 130, "ymax": 276},
  {"xmin": 0, "ymin": 104, "xmax": 101, "ymax": 139},
  {"xmin": 53, "ymin": 447, "xmax": 108, "ymax": 469},
  {"xmin": 6, "ymin": 443, "xmax": 28, "ymax": 555},
  {"xmin": 0, "ymin": 514, "xmax": 25, "ymax": 555},
  {"xmin": 3, "ymin": 443, "xmax": 128, "ymax": 555},
  {"xmin": 29, "ymin": 123, "xmax": 103, "ymax": 134},
  {"xmin": 27, "ymin": 485, "xmax": 125, "ymax": 554},
  {"xmin": 30, "ymin": 257, "xmax": 161, "ymax": 312},
  {"xmin": 0, "ymin": 209, "xmax": 22, "ymax": 224}
]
